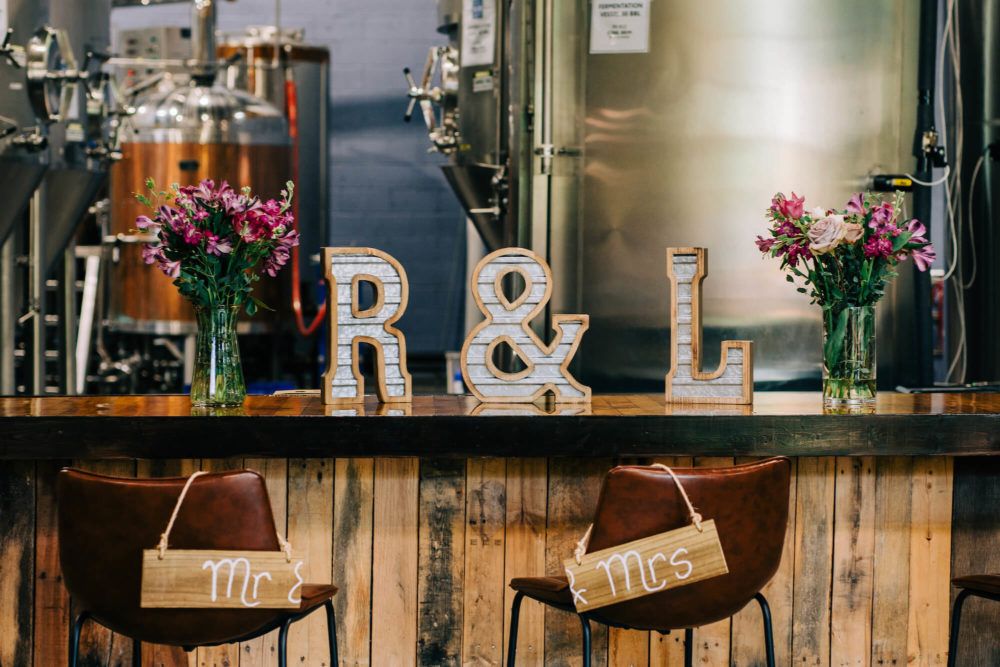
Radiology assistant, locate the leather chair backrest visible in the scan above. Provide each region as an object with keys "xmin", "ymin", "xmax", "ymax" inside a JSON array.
[
  {"xmin": 57, "ymin": 468, "xmax": 285, "ymax": 646},
  {"xmin": 584, "ymin": 457, "xmax": 791, "ymax": 631}
]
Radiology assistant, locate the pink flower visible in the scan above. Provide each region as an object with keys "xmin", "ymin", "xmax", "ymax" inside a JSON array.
[
  {"xmin": 779, "ymin": 192, "xmax": 805, "ymax": 220},
  {"xmin": 906, "ymin": 219, "xmax": 929, "ymax": 244},
  {"xmin": 755, "ymin": 235, "xmax": 776, "ymax": 253},
  {"xmin": 846, "ymin": 193, "xmax": 866, "ymax": 215},
  {"xmin": 911, "ymin": 245, "xmax": 936, "ymax": 272},
  {"xmin": 868, "ymin": 202, "xmax": 895, "ymax": 233},
  {"xmin": 180, "ymin": 221, "xmax": 202, "ymax": 245},
  {"xmin": 159, "ymin": 258, "xmax": 181, "ymax": 278},
  {"xmin": 863, "ymin": 236, "xmax": 893, "ymax": 259},
  {"xmin": 776, "ymin": 220, "xmax": 799, "ymax": 238},
  {"xmin": 203, "ymin": 232, "xmax": 233, "ymax": 256},
  {"xmin": 783, "ymin": 242, "xmax": 811, "ymax": 267},
  {"xmin": 141, "ymin": 244, "xmax": 163, "ymax": 264},
  {"xmin": 135, "ymin": 215, "xmax": 159, "ymax": 231}
]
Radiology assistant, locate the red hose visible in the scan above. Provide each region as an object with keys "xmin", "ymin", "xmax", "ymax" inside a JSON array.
[{"xmin": 285, "ymin": 74, "xmax": 327, "ymax": 336}]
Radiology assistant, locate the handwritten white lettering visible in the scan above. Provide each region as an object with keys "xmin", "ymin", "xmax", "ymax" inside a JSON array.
[{"xmin": 670, "ymin": 547, "xmax": 693, "ymax": 580}]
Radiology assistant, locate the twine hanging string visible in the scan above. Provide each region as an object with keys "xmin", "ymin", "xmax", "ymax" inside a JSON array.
[
  {"xmin": 156, "ymin": 471, "xmax": 294, "ymax": 562},
  {"xmin": 573, "ymin": 464, "xmax": 704, "ymax": 565}
]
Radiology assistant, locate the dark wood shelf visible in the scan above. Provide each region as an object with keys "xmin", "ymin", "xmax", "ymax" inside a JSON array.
[{"xmin": 1, "ymin": 392, "xmax": 998, "ymax": 459}]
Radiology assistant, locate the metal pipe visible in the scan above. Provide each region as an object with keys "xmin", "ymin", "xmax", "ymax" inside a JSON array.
[
  {"xmin": 191, "ymin": 0, "xmax": 218, "ymax": 81},
  {"xmin": 28, "ymin": 189, "xmax": 44, "ymax": 394},
  {"xmin": 0, "ymin": 233, "xmax": 16, "ymax": 394},
  {"xmin": 61, "ymin": 246, "xmax": 77, "ymax": 394},
  {"xmin": 910, "ymin": 0, "xmax": 939, "ymax": 386}
]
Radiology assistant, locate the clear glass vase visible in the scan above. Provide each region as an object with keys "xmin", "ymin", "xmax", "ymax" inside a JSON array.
[
  {"xmin": 822, "ymin": 305, "xmax": 876, "ymax": 407},
  {"xmin": 190, "ymin": 304, "xmax": 246, "ymax": 407}
]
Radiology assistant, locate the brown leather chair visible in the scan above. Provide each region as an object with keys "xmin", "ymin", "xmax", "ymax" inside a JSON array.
[
  {"xmin": 57, "ymin": 468, "xmax": 338, "ymax": 667},
  {"xmin": 506, "ymin": 457, "xmax": 790, "ymax": 667},
  {"xmin": 948, "ymin": 574, "xmax": 1000, "ymax": 666}
]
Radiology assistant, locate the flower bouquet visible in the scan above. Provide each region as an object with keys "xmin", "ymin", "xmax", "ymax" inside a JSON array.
[
  {"xmin": 756, "ymin": 191, "xmax": 935, "ymax": 406},
  {"xmin": 136, "ymin": 178, "xmax": 299, "ymax": 407}
]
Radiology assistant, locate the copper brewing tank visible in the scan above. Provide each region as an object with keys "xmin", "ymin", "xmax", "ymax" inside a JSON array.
[{"xmin": 109, "ymin": 77, "xmax": 290, "ymax": 334}]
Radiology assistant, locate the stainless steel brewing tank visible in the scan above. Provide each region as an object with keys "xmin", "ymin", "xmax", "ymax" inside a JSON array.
[
  {"xmin": 218, "ymin": 27, "xmax": 329, "ymax": 264},
  {"xmin": 108, "ymin": 78, "xmax": 290, "ymax": 334},
  {"xmin": 565, "ymin": 0, "xmax": 920, "ymax": 389}
]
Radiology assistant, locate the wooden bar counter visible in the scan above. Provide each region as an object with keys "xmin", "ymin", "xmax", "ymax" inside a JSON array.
[{"xmin": 1, "ymin": 392, "xmax": 998, "ymax": 666}]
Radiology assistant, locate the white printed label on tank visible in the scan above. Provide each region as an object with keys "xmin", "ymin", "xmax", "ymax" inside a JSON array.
[
  {"xmin": 461, "ymin": 0, "xmax": 496, "ymax": 67},
  {"xmin": 590, "ymin": 0, "xmax": 652, "ymax": 54}
]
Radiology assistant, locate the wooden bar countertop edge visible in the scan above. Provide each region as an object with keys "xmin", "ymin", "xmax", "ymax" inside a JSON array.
[{"xmin": 0, "ymin": 392, "xmax": 997, "ymax": 459}]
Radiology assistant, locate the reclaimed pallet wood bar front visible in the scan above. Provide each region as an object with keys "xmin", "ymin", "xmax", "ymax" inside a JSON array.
[{"xmin": 0, "ymin": 393, "xmax": 998, "ymax": 666}]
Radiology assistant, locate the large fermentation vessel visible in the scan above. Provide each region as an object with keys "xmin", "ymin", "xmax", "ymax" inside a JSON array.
[
  {"xmin": 423, "ymin": 0, "xmax": 924, "ymax": 390},
  {"xmin": 108, "ymin": 79, "xmax": 289, "ymax": 333},
  {"xmin": 108, "ymin": 1, "xmax": 289, "ymax": 334}
]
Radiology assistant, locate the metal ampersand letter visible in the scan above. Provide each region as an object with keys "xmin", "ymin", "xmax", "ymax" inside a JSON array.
[
  {"xmin": 665, "ymin": 247, "xmax": 753, "ymax": 404},
  {"xmin": 461, "ymin": 247, "xmax": 591, "ymax": 403},
  {"xmin": 322, "ymin": 247, "xmax": 412, "ymax": 404}
]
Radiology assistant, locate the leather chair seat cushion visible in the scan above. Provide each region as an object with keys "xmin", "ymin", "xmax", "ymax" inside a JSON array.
[
  {"xmin": 953, "ymin": 574, "xmax": 1000, "ymax": 597},
  {"xmin": 510, "ymin": 576, "xmax": 575, "ymax": 612}
]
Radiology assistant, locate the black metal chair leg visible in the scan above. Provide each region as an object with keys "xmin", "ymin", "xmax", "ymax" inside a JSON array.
[
  {"xmin": 755, "ymin": 592, "xmax": 776, "ymax": 667},
  {"xmin": 506, "ymin": 592, "xmax": 524, "ymax": 667},
  {"xmin": 69, "ymin": 612, "xmax": 88, "ymax": 667},
  {"xmin": 684, "ymin": 627, "xmax": 694, "ymax": 667},
  {"xmin": 132, "ymin": 637, "xmax": 142, "ymax": 667},
  {"xmin": 947, "ymin": 589, "xmax": 971, "ymax": 667},
  {"xmin": 325, "ymin": 600, "xmax": 339, "ymax": 667},
  {"xmin": 579, "ymin": 616, "xmax": 592, "ymax": 667},
  {"xmin": 277, "ymin": 618, "xmax": 292, "ymax": 667}
]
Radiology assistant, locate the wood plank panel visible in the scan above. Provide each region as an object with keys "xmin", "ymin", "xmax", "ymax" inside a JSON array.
[
  {"xmin": 136, "ymin": 459, "xmax": 199, "ymax": 667},
  {"xmin": 949, "ymin": 456, "xmax": 1000, "ymax": 666},
  {"xmin": 648, "ymin": 456, "xmax": 693, "ymax": 667},
  {"xmin": 240, "ymin": 458, "xmax": 289, "ymax": 667},
  {"xmin": 333, "ymin": 458, "xmax": 374, "ymax": 667},
  {"xmin": 907, "ymin": 457, "xmax": 953, "ymax": 666},
  {"xmin": 33, "ymin": 461, "xmax": 70, "ymax": 667},
  {"xmin": 691, "ymin": 457, "xmax": 733, "ymax": 666},
  {"xmin": 503, "ymin": 458, "xmax": 547, "ymax": 667},
  {"xmin": 286, "ymin": 458, "xmax": 335, "ymax": 666},
  {"xmin": 0, "ymin": 461, "xmax": 35, "ymax": 667},
  {"xmin": 607, "ymin": 453, "xmax": 652, "ymax": 667},
  {"xmin": 831, "ymin": 457, "xmax": 875, "ymax": 666},
  {"xmin": 731, "ymin": 458, "xmax": 797, "ymax": 667},
  {"xmin": 73, "ymin": 460, "xmax": 136, "ymax": 667},
  {"xmin": 870, "ymin": 457, "xmax": 912, "ymax": 666},
  {"xmin": 195, "ymin": 458, "xmax": 243, "ymax": 667},
  {"xmin": 544, "ymin": 458, "xmax": 611, "ymax": 667},
  {"xmin": 462, "ymin": 458, "xmax": 507, "ymax": 666},
  {"xmin": 791, "ymin": 457, "xmax": 836, "ymax": 666},
  {"xmin": 416, "ymin": 459, "xmax": 465, "ymax": 666},
  {"xmin": 371, "ymin": 458, "xmax": 419, "ymax": 666}
]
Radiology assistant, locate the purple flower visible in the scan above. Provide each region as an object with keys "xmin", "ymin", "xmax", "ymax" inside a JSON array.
[
  {"xmin": 159, "ymin": 258, "xmax": 181, "ymax": 278},
  {"xmin": 755, "ymin": 235, "xmax": 776, "ymax": 253},
  {"xmin": 784, "ymin": 242, "xmax": 811, "ymax": 267},
  {"xmin": 203, "ymin": 232, "xmax": 233, "ymax": 256},
  {"xmin": 911, "ymin": 245, "xmax": 936, "ymax": 272},
  {"xmin": 180, "ymin": 221, "xmax": 202, "ymax": 245},
  {"xmin": 906, "ymin": 219, "xmax": 929, "ymax": 244},
  {"xmin": 135, "ymin": 215, "xmax": 159, "ymax": 231},
  {"xmin": 863, "ymin": 236, "xmax": 893, "ymax": 259},
  {"xmin": 846, "ymin": 193, "xmax": 866, "ymax": 215},
  {"xmin": 868, "ymin": 202, "xmax": 895, "ymax": 233},
  {"xmin": 141, "ymin": 244, "xmax": 163, "ymax": 265}
]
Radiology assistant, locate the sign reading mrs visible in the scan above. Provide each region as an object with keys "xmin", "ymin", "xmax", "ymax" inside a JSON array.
[{"xmin": 562, "ymin": 520, "xmax": 729, "ymax": 612}]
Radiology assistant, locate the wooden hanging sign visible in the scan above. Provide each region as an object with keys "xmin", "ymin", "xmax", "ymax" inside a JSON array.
[
  {"xmin": 562, "ymin": 519, "xmax": 728, "ymax": 612},
  {"xmin": 141, "ymin": 549, "xmax": 305, "ymax": 609}
]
